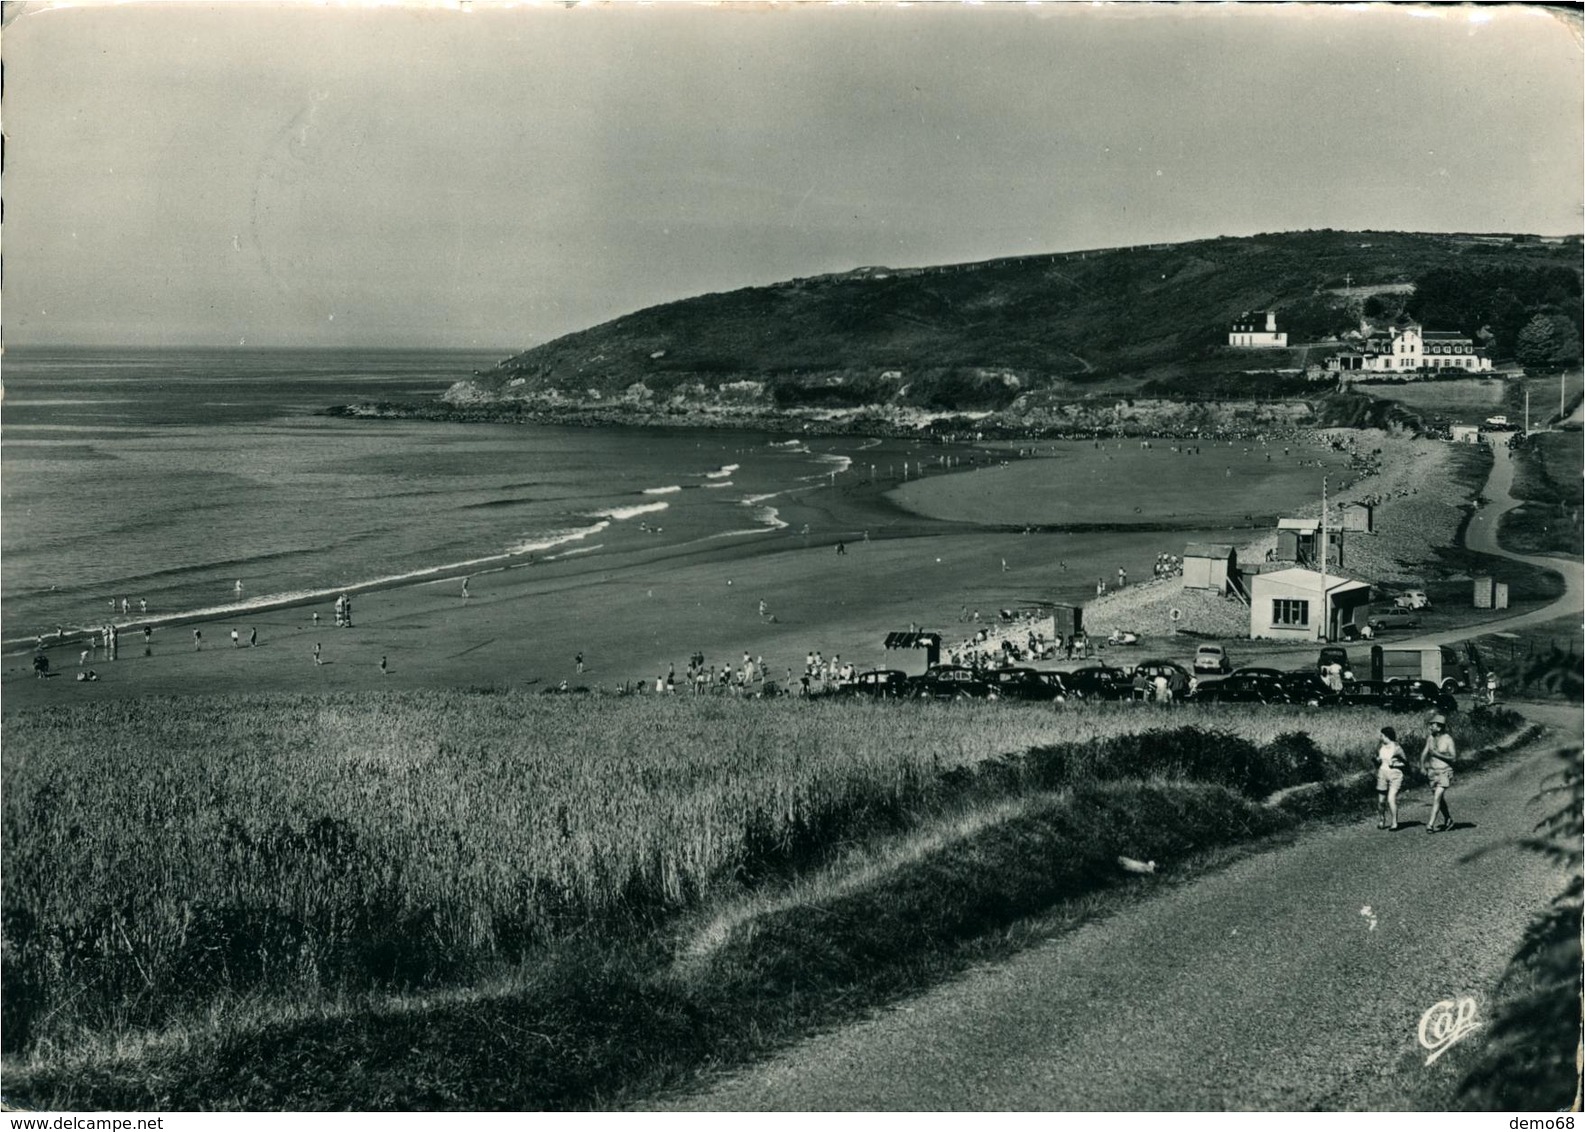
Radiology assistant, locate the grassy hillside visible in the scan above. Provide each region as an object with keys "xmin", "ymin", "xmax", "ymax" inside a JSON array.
[{"xmin": 462, "ymin": 230, "xmax": 1580, "ymax": 413}]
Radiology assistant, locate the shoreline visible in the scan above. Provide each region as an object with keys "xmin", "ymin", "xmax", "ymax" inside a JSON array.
[{"xmin": 4, "ymin": 430, "xmax": 1302, "ymax": 703}]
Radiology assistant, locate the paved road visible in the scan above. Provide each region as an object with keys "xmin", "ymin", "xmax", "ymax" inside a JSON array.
[
  {"xmin": 660, "ymin": 704, "xmax": 1576, "ymax": 1110},
  {"xmin": 1397, "ymin": 437, "xmax": 1580, "ymax": 650}
]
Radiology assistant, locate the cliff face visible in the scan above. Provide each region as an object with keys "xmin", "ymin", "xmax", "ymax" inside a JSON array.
[{"xmin": 455, "ymin": 230, "xmax": 1579, "ymax": 416}]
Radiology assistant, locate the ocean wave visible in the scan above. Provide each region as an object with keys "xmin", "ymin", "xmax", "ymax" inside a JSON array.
[
  {"xmin": 642, "ymin": 485, "xmax": 683, "ymax": 495},
  {"xmin": 702, "ymin": 480, "xmax": 734, "ymax": 489},
  {"xmin": 768, "ymin": 439, "xmax": 803, "ymax": 448},
  {"xmin": 591, "ymin": 501, "xmax": 670, "ymax": 521},
  {"xmin": 704, "ymin": 463, "xmax": 740, "ymax": 479},
  {"xmin": 707, "ymin": 505, "xmax": 790, "ymax": 540},
  {"xmin": 10, "ymin": 523, "xmax": 613, "ymax": 650},
  {"xmin": 543, "ymin": 543, "xmax": 604, "ymax": 562},
  {"xmin": 505, "ymin": 522, "xmax": 610, "ymax": 555}
]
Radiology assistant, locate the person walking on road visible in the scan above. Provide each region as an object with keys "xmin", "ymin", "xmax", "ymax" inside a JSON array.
[
  {"xmin": 1373, "ymin": 725, "xmax": 1407, "ymax": 831},
  {"xmin": 1420, "ymin": 715, "xmax": 1457, "ymax": 833}
]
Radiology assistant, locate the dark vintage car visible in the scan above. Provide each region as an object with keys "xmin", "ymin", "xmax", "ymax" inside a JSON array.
[
  {"xmin": 1060, "ymin": 664, "xmax": 1131, "ymax": 701},
  {"xmin": 1383, "ymin": 678, "xmax": 1461, "ymax": 715},
  {"xmin": 1327, "ymin": 678, "xmax": 1458, "ymax": 714},
  {"xmin": 987, "ymin": 667, "xmax": 1067, "ymax": 702},
  {"xmin": 836, "ymin": 669, "xmax": 911, "ymax": 698},
  {"xmin": 1189, "ymin": 670, "xmax": 1294, "ymax": 705},
  {"xmin": 1331, "ymin": 678, "xmax": 1394, "ymax": 709},
  {"xmin": 907, "ymin": 665, "xmax": 994, "ymax": 701},
  {"xmin": 1133, "ymin": 659, "xmax": 1193, "ymax": 696}
]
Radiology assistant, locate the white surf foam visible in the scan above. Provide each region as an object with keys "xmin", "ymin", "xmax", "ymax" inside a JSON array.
[
  {"xmin": 642, "ymin": 485, "xmax": 683, "ymax": 495},
  {"xmin": 702, "ymin": 480, "xmax": 734, "ymax": 489},
  {"xmin": 592, "ymin": 501, "xmax": 671, "ymax": 521},
  {"xmin": 704, "ymin": 463, "xmax": 740, "ymax": 479}
]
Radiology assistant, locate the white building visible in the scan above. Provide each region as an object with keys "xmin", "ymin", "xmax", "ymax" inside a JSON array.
[
  {"xmin": 1228, "ymin": 310, "xmax": 1288, "ymax": 348},
  {"xmin": 1327, "ymin": 320, "xmax": 1492, "ymax": 373},
  {"xmin": 1249, "ymin": 568, "xmax": 1373, "ymax": 643}
]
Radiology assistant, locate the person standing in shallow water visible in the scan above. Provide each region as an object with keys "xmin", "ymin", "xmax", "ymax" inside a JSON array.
[{"xmin": 1373, "ymin": 725, "xmax": 1407, "ymax": 831}]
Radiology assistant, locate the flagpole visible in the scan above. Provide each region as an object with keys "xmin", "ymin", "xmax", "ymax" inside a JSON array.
[{"xmin": 1321, "ymin": 474, "xmax": 1329, "ymax": 641}]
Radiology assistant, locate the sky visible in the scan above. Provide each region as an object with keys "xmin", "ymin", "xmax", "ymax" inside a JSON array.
[{"xmin": 5, "ymin": 1, "xmax": 1582, "ymax": 350}]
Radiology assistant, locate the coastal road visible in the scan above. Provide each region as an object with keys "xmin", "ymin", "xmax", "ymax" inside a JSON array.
[
  {"xmin": 659, "ymin": 704, "xmax": 1576, "ymax": 1110},
  {"xmin": 1398, "ymin": 436, "xmax": 1581, "ymax": 649}
]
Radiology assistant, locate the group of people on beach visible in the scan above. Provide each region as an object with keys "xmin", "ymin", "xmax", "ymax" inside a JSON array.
[{"xmin": 1373, "ymin": 715, "xmax": 1458, "ymax": 833}]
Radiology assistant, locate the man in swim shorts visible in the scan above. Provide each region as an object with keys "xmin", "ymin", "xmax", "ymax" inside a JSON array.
[{"xmin": 1420, "ymin": 715, "xmax": 1457, "ymax": 833}]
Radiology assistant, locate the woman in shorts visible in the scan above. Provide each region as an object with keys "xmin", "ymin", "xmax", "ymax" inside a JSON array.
[{"xmin": 1374, "ymin": 725, "xmax": 1407, "ymax": 831}]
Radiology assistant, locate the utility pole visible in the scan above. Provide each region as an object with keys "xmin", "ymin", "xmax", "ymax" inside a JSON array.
[
  {"xmin": 1526, "ymin": 388, "xmax": 1531, "ymax": 435},
  {"xmin": 1564, "ymin": 373, "xmax": 1568, "ymax": 421},
  {"xmin": 1320, "ymin": 474, "xmax": 1329, "ymax": 641}
]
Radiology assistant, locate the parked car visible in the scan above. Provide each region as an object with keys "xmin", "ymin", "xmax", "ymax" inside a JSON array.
[
  {"xmin": 1383, "ymin": 678, "xmax": 1461, "ymax": 715},
  {"xmin": 1368, "ymin": 609, "xmax": 1421, "ymax": 632},
  {"xmin": 1188, "ymin": 670, "xmax": 1292, "ymax": 705},
  {"xmin": 1134, "ymin": 659, "xmax": 1193, "ymax": 693},
  {"xmin": 1485, "ymin": 414, "xmax": 1510, "ymax": 428},
  {"xmin": 1393, "ymin": 590, "xmax": 1432, "ymax": 611},
  {"xmin": 907, "ymin": 665, "xmax": 993, "ymax": 701},
  {"xmin": 987, "ymin": 667, "xmax": 1067, "ymax": 701},
  {"xmin": 1282, "ymin": 669, "xmax": 1335, "ymax": 707},
  {"xmin": 1060, "ymin": 665, "xmax": 1131, "ymax": 701},
  {"xmin": 1193, "ymin": 644, "xmax": 1233, "ymax": 675},
  {"xmin": 1316, "ymin": 646, "xmax": 1353, "ymax": 678},
  {"xmin": 1328, "ymin": 678, "xmax": 1391, "ymax": 709},
  {"xmin": 838, "ymin": 669, "xmax": 911, "ymax": 698}
]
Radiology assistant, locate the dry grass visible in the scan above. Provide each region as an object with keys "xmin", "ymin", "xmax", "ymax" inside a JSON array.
[{"xmin": 0, "ymin": 691, "xmax": 1465, "ymax": 1058}]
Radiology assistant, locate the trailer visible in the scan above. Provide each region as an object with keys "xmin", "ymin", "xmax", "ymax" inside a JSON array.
[{"xmin": 1370, "ymin": 644, "xmax": 1475, "ymax": 690}]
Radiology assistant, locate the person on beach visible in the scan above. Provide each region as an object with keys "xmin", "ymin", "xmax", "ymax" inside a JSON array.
[
  {"xmin": 313, "ymin": 611, "xmax": 321, "ymax": 627},
  {"xmin": 139, "ymin": 598, "xmax": 147, "ymax": 614},
  {"xmin": 235, "ymin": 580, "xmax": 244, "ymax": 596},
  {"xmin": 836, "ymin": 541, "xmax": 846, "ymax": 555},
  {"xmin": 380, "ymin": 655, "xmax": 388, "ymax": 675},
  {"xmin": 1117, "ymin": 567, "xmax": 1127, "ymax": 590},
  {"xmin": 313, "ymin": 642, "xmax": 322, "ymax": 666},
  {"xmin": 1420, "ymin": 715, "xmax": 1457, "ymax": 833},
  {"xmin": 231, "ymin": 629, "xmax": 240, "ymax": 648},
  {"xmin": 1373, "ymin": 725, "xmax": 1408, "ymax": 831},
  {"xmin": 121, "ymin": 597, "xmax": 130, "ymax": 615},
  {"xmin": 575, "ymin": 652, "xmax": 584, "ymax": 674},
  {"xmin": 461, "ymin": 577, "xmax": 470, "ymax": 600},
  {"xmin": 143, "ymin": 626, "xmax": 152, "ymax": 657},
  {"xmin": 193, "ymin": 629, "xmax": 202, "ymax": 651},
  {"xmin": 80, "ymin": 648, "xmax": 90, "ymax": 667},
  {"xmin": 249, "ymin": 627, "xmax": 257, "ymax": 648}
]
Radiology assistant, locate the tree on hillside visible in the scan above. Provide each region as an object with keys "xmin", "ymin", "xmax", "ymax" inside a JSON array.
[{"xmin": 1517, "ymin": 314, "xmax": 1583, "ymax": 370}]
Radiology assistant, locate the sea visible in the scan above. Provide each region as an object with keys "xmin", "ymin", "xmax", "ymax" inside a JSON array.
[{"xmin": 1, "ymin": 348, "xmax": 891, "ymax": 645}]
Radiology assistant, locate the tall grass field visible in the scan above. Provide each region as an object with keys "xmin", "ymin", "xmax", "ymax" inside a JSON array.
[{"xmin": 2, "ymin": 691, "xmax": 1523, "ymax": 1107}]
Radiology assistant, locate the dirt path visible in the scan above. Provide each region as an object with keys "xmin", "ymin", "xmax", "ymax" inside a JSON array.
[{"xmin": 658, "ymin": 704, "xmax": 1576, "ymax": 1110}]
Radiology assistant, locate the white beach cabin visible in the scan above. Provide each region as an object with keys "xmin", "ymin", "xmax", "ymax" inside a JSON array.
[{"xmin": 1249, "ymin": 568, "xmax": 1373, "ymax": 643}]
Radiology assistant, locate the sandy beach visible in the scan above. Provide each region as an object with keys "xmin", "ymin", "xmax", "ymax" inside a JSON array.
[{"xmin": 5, "ymin": 430, "xmax": 1366, "ymax": 706}]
